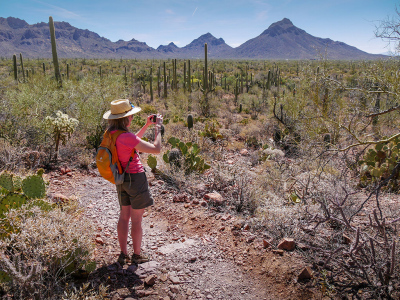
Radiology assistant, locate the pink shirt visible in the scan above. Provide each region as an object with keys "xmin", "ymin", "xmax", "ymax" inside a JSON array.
[{"xmin": 113, "ymin": 131, "xmax": 144, "ymax": 173}]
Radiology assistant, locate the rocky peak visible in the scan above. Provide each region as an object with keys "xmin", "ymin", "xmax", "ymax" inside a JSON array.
[
  {"xmin": 261, "ymin": 18, "xmax": 303, "ymax": 37},
  {"xmin": 5, "ymin": 17, "xmax": 28, "ymax": 29}
]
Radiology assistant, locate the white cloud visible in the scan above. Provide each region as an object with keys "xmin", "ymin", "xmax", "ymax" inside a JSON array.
[
  {"xmin": 31, "ymin": 0, "xmax": 80, "ymax": 19},
  {"xmin": 166, "ymin": 9, "xmax": 174, "ymax": 14}
]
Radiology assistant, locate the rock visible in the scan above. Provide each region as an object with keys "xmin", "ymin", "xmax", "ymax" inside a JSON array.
[
  {"xmin": 192, "ymin": 199, "xmax": 200, "ymax": 205},
  {"xmin": 343, "ymin": 234, "xmax": 352, "ymax": 244},
  {"xmin": 160, "ymin": 273, "xmax": 169, "ymax": 282},
  {"xmin": 95, "ymin": 237, "xmax": 104, "ymax": 245},
  {"xmin": 169, "ymin": 285, "xmax": 180, "ymax": 294},
  {"xmin": 169, "ymin": 275, "xmax": 181, "ymax": 284},
  {"xmin": 240, "ymin": 149, "xmax": 249, "ymax": 156},
  {"xmin": 116, "ymin": 288, "xmax": 130, "ymax": 297},
  {"xmin": 272, "ymin": 249, "xmax": 284, "ymax": 256},
  {"xmin": 263, "ymin": 239, "xmax": 271, "ymax": 248},
  {"xmin": 246, "ymin": 236, "xmax": 256, "ymax": 243},
  {"xmin": 243, "ymin": 224, "xmax": 251, "ymax": 230},
  {"xmin": 144, "ymin": 274, "xmax": 157, "ymax": 286},
  {"xmin": 204, "ymin": 192, "xmax": 225, "ymax": 206},
  {"xmin": 173, "ymin": 193, "xmax": 189, "ymax": 203},
  {"xmin": 297, "ymin": 243, "xmax": 309, "ymax": 251},
  {"xmin": 200, "ymin": 201, "xmax": 207, "ymax": 207},
  {"xmin": 277, "ymin": 238, "xmax": 295, "ymax": 251},
  {"xmin": 298, "ymin": 267, "xmax": 313, "ymax": 280}
]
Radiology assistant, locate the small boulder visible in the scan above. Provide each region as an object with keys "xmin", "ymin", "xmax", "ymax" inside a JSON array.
[
  {"xmin": 277, "ymin": 238, "xmax": 295, "ymax": 251},
  {"xmin": 144, "ymin": 274, "xmax": 157, "ymax": 286},
  {"xmin": 263, "ymin": 239, "xmax": 271, "ymax": 249},
  {"xmin": 298, "ymin": 267, "xmax": 313, "ymax": 280},
  {"xmin": 204, "ymin": 192, "xmax": 225, "ymax": 206},
  {"xmin": 95, "ymin": 237, "xmax": 104, "ymax": 245}
]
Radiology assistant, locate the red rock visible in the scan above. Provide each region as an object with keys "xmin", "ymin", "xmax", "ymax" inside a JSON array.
[
  {"xmin": 95, "ymin": 237, "xmax": 104, "ymax": 245},
  {"xmin": 200, "ymin": 201, "xmax": 207, "ymax": 207},
  {"xmin": 173, "ymin": 193, "xmax": 188, "ymax": 203},
  {"xmin": 204, "ymin": 192, "xmax": 225, "ymax": 206},
  {"xmin": 277, "ymin": 238, "xmax": 295, "ymax": 251},
  {"xmin": 298, "ymin": 267, "xmax": 313, "ymax": 280},
  {"xmin": 192, "ymin": 199, "xmax": 200, "ymax": 205},
  {"xmin": 144, "ymin": 274, "xmax": 157, "ymax": 286},
  {"xmin": 263, "ymin": 239, "xmax": 271, "ymax": 248},
  {"xmin": 272, "ymin": 249, "xmax": 284, "ymax": 255}
]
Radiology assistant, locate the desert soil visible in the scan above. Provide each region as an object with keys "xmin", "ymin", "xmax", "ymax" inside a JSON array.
[{"xmin": 46, "ymin": 165, "xmax": 319, "ymax": 300}]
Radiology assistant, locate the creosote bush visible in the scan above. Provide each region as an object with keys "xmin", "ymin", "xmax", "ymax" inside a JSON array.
[{"xmin": 0, "ymin": 205, "xmax": 96, "ymax": 299}]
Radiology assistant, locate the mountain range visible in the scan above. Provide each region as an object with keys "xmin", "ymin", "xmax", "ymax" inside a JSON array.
[{"xmin": 0, "ymin": 17, "xmax": 385, "ymax": 60}]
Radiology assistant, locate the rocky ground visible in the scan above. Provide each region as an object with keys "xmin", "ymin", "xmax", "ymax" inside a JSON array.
[{"xmin": 47, "ymin": 167, "xmax": 319, "ymax": 300}]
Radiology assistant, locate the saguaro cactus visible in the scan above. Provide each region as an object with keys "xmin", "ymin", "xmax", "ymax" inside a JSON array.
[
  {"xmin": 150, "ymin": 66, "xmax": 153, "ymax": 101},
  {"xmin": 13, "ymin": 54, "xmax": 17, "ymax": 82},
  {"xmin": 49, "ymin": 16, "xmax": 62, "ymax": 86},
  {"xmin": 20, "ymin": 53, "xmax": 25, "ymax": 82},
  {"xmin": 187, "ymin": 114, "xmax": 193, "ymax": 130},
  {"xmin": 187, "ymin": 59, "xmax": 191, "ymax": 93},
  {"xmin": 163, "ymin": 62, "xmax": 167, "ymax": 98}
]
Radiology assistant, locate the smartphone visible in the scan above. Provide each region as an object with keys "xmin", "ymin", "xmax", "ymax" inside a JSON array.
[{"xmin": 150, "ymin": 114, "xmax": 157, "ymax": 123}]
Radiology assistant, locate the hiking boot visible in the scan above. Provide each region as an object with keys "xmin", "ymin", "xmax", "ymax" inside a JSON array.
[
  {"xmin": 117, "ymin": 252, "xmax": 130, "ymax": 265},
  {"xmin": 131, "ymin": 253, "xmax": 149, "ymax": 265}
]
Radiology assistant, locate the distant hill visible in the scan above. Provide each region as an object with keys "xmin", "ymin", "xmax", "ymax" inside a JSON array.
[
  {"xmin": 233, "ymin": 18, "xmax": 383, "ymax": 60},
  {"xmin": 0, "ymin": 16, "xmax": 386, "ymax": 60}
]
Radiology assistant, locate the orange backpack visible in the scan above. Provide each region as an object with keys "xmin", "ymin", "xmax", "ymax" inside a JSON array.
[{"xmin": 96, "ymin": 130, "xmax": 135, "ymax": 185}]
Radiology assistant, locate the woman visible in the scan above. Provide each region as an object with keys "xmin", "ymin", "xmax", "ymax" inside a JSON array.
[{"xmin": 103, "ymin": 99, "xmax": 163, "ymax": 265}]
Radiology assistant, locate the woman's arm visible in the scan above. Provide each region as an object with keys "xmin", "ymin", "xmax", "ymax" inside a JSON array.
[
  {"xmin": 135, "ymin": 115, "xmax": 163, "ymax": 154},
  {"xmin": 135, "ymin": 115, "xmax": 154, "ymax": 138}
]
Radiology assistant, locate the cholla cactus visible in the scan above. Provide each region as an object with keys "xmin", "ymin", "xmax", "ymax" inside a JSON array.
[{"xmin": 45, "ymin": 111, "xmax": 79, "ymax": 160}]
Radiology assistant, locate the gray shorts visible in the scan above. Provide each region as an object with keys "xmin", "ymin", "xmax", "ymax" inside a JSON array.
[{"xmin": 116, "ymin": 172, "xmax": 154, "ymax": 209}]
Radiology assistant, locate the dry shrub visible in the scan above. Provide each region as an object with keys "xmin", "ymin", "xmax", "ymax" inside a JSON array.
[{"xmin": 0, "ymin": 205, "xmax": 96, "ymax": 299}]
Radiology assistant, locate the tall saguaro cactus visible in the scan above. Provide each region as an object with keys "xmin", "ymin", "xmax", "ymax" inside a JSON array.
[
  {"xmin": 20, "ymin": 53, "xmax": 25, "ymax": 82},
  {"xmin": 49, "ymin": 16, "xmax": 62, "ymax": 87},
  {"xmin": 199, "ymin": 43, "xmax": 214, "ymax": 117},
  {"xmin": 13, "ymin": 54, "xmax": 18, "ymax": 82}
]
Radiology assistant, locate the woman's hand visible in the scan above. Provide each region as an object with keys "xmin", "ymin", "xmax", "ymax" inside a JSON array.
[{"xmin": 146, "ymin": 115, "xmax": 156, "ymax": 126}]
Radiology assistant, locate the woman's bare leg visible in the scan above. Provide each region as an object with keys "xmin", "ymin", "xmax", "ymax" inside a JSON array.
[
  {"xmin": 130, "ymin": 208, "xmax": 145, "ymax": 255},
  {"xmin": 117, "ymin": 205, "xmax": 131, "ymax": 254}
]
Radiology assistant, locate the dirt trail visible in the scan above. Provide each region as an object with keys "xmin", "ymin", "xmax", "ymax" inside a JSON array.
[{"xmin": 47, "ymin": 170, "xmax": 316, "ymax": 300}]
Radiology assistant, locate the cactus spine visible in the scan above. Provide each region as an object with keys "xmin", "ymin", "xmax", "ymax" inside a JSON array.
[{"xmin": 49, "ymin": 16, "xmax": 62, "ymax": 87}]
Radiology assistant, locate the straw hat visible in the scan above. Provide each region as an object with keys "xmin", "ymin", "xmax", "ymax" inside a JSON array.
[{"xmin": 103, "ymin": 99, "xmax": 141, "ymax": 120}]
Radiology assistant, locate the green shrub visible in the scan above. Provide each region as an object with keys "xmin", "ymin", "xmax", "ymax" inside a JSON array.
[
  {"xmin": 0, "ymin": 206, "xmax": 96, "ymax": 299},
  {"xmin": 163, "ymin": 137, "xmax": 210, "ymax": 174}
]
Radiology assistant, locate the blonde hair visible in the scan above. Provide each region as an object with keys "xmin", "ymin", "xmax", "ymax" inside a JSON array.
[{"xmin": 107, "ymin": 116, "xmax": 130, "ymax": 132}]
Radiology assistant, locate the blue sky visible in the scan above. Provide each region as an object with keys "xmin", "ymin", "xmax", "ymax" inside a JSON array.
[{"xmin": 1, "ymin": 0, "xmax": 399, "ymax": 54}]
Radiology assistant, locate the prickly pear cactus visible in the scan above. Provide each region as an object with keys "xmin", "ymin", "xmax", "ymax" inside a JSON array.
[
  {"xmin": 359, "ymin": 136, "xmax": 400, "ymax": 192},
  {"xmin": 147, "ymin": 154, "xmax": 157, "ymax": 171},
  {"xmin": 0, "ymin": 193, "xmax": 28, "ymax": 218},
  {"xmin": 0, "ymin": 172, "xmax": 14, "ymax": 193},
  {"xmin": 22, "ymin": 175, "xmax": 46, "ymax": 199}
]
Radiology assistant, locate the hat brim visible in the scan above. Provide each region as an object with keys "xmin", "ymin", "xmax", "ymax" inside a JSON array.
[{"xmin": 103, "ymin": 107, "xmax": 142, "ymax": 120}]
